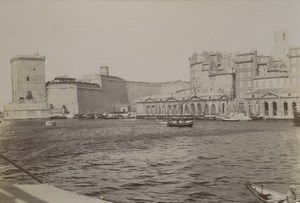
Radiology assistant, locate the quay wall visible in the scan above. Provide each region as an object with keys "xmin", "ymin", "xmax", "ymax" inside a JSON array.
[{"xmin": 4, "ymin": 103, "xmax": 50, "ymax": 119}]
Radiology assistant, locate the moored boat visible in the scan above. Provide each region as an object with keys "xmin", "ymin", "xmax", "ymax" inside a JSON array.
[
  {"xmin": 50, "ymin": 115, "xmax": 66, "ymax": 119},
  {"xmin": 221, "ymin": 117, "xmax": 239, "ymax": 122},
  {"xmin": 250, "ymin": 114, "xmax": 264, "ymax": 121},
  {"xmin": 156, "ymin": 119, "xmax": 168, "ymax": 124},
  {"xmin": 167, "ymin": 120, "xmax": 193, "ymax": 127},
  {"xmin": 234, "ymin": 114, "xmax": 252, "ymax": 121},
  {"xmin": 45, "ymin": 120, "xmax": 56, "ymax": 126},
  {"xmin": 245, "ymin": 182, "xmax": 290, "ymax": 203}
]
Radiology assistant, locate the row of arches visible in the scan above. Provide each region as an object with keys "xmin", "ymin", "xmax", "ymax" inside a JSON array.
[
  {"xmin": 262, "ymin": 101, "xmax": 297, "ymax": 116},
  {"xmin": 145, "ymin": 102, "xmax": 227, "ymax": 115}
]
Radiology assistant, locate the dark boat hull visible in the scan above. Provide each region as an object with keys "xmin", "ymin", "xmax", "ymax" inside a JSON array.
[
  {"xmin": 167, "ymin": 121, "xmax": 193, "ymax": 127},
  {"xmin": 250, "ymin": 114, "xmax": 264, "ymax": 121}
]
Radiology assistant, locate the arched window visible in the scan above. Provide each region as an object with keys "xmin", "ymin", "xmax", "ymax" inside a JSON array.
[
  {"xmin": 173, "ymin": 105, "xmax": 177, "ymax": 115},
  {"xmin": 204, "ymin": 103, "xmax": 209, "ymax": 115},
  {"xmin": 284, "ymin": 102, "xmax": 288, "ymax": 116},
  {"xmin": 272, "ymin": 101, "xmax": 277, "ymax": 116},
  {"xmin": 222, "ymin": 103, "xmax": 225, "ymax": 114},
  {"xmin": 264, "ymin": 101, "xmax": 269, "ymax": 116},
  {"xmin": 197, "ymin": 103, "xmax": 201, "ymax": 115},
  {"xmin": 184, "ymin": 104, "xmax": 189, "ymax": 114},
  {"xmin": 168, "ymin": 105, "xmax": 172, "ymax": 115},
  {"xmin": 145, "ymin": 106, "xmax": 149, "ymax": 114},
  {"xmin": 292, "ymin": 102, "xmax": 297, "ymax": 111},
  {"xmin": 191, "ymin": 103, "xmax": 195, "ymax": 115},
  {"xmin": 211, "ymin": 104, "xmax": 216, "ymax": 115}
]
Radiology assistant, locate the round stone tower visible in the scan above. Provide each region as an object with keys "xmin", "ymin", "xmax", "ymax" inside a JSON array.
[{"xmin": 100, "ymin": 65, "xmax": 109, "ymax": 76}]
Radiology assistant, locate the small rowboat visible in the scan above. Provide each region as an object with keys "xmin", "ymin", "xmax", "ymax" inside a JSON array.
[
  {"xmin": 167, "ymin": 120, "xmax": 193, "ymax": 127},
  {"xmin": 221, "ymin": 117, "xmax": 239, "ymax": 122},
  {"xmin": 245, "ymin": 182, "xmax": 293, "ymax": 203},
  {"xmin": 45, "ymin": 121, "xmax": 56, "ymax": 126}
]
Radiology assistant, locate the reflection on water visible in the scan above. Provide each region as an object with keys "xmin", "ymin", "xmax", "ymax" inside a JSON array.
[{"xmin": 0, "ymin": 119, "xmax": 300, "ymax": 202}]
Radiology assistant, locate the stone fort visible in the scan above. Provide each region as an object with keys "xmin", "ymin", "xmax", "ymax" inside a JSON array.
[{"xmin": 4, "ymin": 56, "xmax": 189, "ymax": 119}]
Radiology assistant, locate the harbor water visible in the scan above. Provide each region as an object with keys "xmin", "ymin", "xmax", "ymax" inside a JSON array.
[{"xmin": 0, "ymin": 119, "xmax": 300, "ymax": 202}]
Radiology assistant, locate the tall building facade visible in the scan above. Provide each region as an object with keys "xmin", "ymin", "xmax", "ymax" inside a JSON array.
[
  {"xmin": 4, "ymin": 55, "xmax": 51, "ymax": 119},
  {"xmin": 243, "ymin": 30, "xmax": 300, "ymax": 119},
  {"xmin": 235, "ymin": 51, "xmax": 257, "ymax": 112},
  {"xmin": 135, "ymin": 30, "xmax": 300, "ymax": 119},
  {"xmin": 273, "ymin": 30, "xmax": 289, "ymax": 60}
]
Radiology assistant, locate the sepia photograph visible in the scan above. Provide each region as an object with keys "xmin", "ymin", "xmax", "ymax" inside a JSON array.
[{"xmin": 0, "ymin": 0, "xmax": 300, "ymax": 202}]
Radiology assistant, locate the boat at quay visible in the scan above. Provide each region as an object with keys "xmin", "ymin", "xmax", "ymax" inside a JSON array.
[{"xmin": 0, "ymin": 119, "xmax": 298, "ymax": 202}]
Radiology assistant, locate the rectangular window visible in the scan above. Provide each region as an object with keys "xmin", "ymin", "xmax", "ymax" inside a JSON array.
[{"xmin": 26, "ymin": 76, "xmax": 29, "ymax": 81}]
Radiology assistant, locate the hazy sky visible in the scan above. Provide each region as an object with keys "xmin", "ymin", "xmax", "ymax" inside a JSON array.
[{"xmin": 1, "ymin": 0, "xmax": 300, "ymax": 110}]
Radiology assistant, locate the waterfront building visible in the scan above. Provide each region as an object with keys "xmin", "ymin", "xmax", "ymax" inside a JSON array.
[
  {"xmin": 135, "ymin": 91, "xmax": 231, "ymax": 117},
  {"xmin": 46, "ymin": 76, "xmax": 104, "ymax": 115},
  {"xmin": 135, "ymin": 52, "xmax": 236, "ymax": 116},
  {"xmin": 135, "ymin": 30, "xmax": 300, "ymax": 119},
  {"xmin": 244, "ymin": 32, "xmax": 300, "ymax": 119},
  {"xmin": 4, "ymin": 55, "xmax": 51, "ymax": 119},
  {"xmin": 235, "ymin": 51, "xmax": 257, "ymax": 112},
  {"xmin": 188, "ymin": 51, "xmax": 236, "ymax": 114}
]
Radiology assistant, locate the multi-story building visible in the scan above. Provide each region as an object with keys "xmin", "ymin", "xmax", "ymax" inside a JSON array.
[
  {"xmin": 243, "ymin": 30, "xmax": 299, "ymax": 119},
  {"xmin": 235, "ymin": 51, "xmax": 257, "ymax": 112},
  {"xmin": 135, "ymin": 52, "xmax": 235, "ymax": 116},
  {"xmin": 135, "ymin": 30, "xmax": 300, "ymax": 119},
  {"xmin": 4, "ymin": 55, "xmax": 51, "ymax": 119}
]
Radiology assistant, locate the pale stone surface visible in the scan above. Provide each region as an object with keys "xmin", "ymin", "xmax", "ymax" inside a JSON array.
[
  {"xmin": 0, "ymin": 183, "xmax": 113, "ymax": 203},
  {"xmin": 4, "ymin": 55, "xmax": 51, "ymax": 120}
]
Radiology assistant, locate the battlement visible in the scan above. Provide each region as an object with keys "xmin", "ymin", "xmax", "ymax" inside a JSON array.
[{"xmin": 10, "ymin": 54, "xmax": 45, "ymax": 62}]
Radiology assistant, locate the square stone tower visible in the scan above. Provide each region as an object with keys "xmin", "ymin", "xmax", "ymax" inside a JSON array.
[
  {"xmin": 273, "ymin": 30, "xmax": 289, "ymax": 60},
  {"xmin": 11, "ymin": 55, "xmax": 47, "ymax": 103},
  {"xmin": 4, "ymin": 54, "xmax": 51, "ymax": 119}
]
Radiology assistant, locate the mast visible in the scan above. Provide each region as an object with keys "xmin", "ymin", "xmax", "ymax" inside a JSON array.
[{"xmin": 174, "ymin": 82, "xmax": 202, "ymax": 117}]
